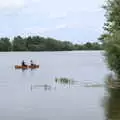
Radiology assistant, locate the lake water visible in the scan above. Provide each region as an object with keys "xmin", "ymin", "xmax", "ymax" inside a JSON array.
[{"xmin": 0, "ymin": 51, "xmax": 112, "ymax": 120}]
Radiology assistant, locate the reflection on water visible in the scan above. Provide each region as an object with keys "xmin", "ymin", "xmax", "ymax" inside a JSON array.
[
  {"xmin": 55, "ymin": 77, "xmax": 76, "ymax": 85},
  {"xmin": 31, "ymin": 84, "xmax": 56, "ymax": 91},
  {"xmin": 0, "ymin": 51, "xmax": 109, "ymax": 120},
  {"xmin": 30, "ymin": 77, "xmax": 105, "ymax": 92},
  {"xmin": 55, "ymin": 77, "xmax": 104, "ymax": 88},
  {"xmin": 103, "ymin": 88, "xmax": 120, "ymax": 120},
  {"xmin": 103, "ymin": 74, "xmax": 120, "ymax": 120},
  {"xmin": 105, "ymin": 73, "xmax": 120, "ymax": 89}
]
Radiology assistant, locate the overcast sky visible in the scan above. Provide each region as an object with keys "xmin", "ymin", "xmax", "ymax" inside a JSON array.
[{"xmin": 0, "ymin": 0, "xmax": 105, "ymax": 43}]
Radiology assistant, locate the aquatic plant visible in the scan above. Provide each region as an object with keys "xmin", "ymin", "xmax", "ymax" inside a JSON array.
[{"xmin": 55, "ymin": 77, "xmax": 75, "ymax": 85}]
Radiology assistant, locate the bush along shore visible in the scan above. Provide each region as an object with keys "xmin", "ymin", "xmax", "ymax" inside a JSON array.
[{"xmin": 99, "ymin": 0, "xmax": 120, "ymax": 88}]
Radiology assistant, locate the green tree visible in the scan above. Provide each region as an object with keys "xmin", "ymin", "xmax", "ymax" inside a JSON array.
[
  {"xmin": 12, "ymin": 36, "xmax": 27, "ymax": 51},
  {"xmin": 99, "ymin": 0, "xmax": 120, "ymax": 41},
  {"xmin": 99, "ymin": 0, "xmax": 120, "ymax": 76},
  {"xmin": 0, "ymin": 38, "xmax": 11, "ymax": 51},
  {"xmin": 0, "ymin": 35, "xmax": 102, "ymax": 52}
]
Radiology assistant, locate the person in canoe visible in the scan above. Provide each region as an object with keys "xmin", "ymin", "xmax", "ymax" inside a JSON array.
[
  {"xmin": 30, "ymin": 60, "xmax": 35, "ymax": 66},
  {"xmin": 21, "ymin": 60, "xmax": 27, "ymax": 67}
]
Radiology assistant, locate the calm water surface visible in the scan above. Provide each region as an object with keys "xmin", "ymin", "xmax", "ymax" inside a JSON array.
[{"xmin": 0, "ymin": 51, "xmax": 112, "ymax": 120}]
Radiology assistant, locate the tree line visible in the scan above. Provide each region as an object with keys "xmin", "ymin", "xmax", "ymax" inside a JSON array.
[{"xmin": 0, "ymin": 36, "xmax": 102, "ymax": 51}]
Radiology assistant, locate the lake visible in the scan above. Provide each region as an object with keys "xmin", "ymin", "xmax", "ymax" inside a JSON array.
[{"xmin": 0, "ymin": 51, "xmax": 114, "ymax": 120}]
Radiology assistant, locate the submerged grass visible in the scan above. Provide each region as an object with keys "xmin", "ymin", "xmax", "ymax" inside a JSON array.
[{"xmin": 55, "ymin": 77, "xmax": 105, "ymax": 88}]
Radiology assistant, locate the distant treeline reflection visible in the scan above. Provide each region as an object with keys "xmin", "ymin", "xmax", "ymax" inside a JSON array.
[{"xmin": 0, "ymin": 36, "xmax": 102, "ymax": 51}]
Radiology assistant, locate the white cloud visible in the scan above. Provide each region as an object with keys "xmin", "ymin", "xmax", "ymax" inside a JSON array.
[
  {"xmin": 0, "ymin": 0, "xmax": 25, "ymax": 9},
  {"xmin": 17, "ymin": 0, "xmax": 105, "ymax": 18},
  {"xmin": 23, "ymin": 27, "xmax": 49, "ymax": 34},
  {"xmin": 49, "ymin": 12, "xmax": 68, "ymax": 19},
  {"xmin": 55, "ymin": 23, "xmax": 84, "ymax": 29},
  {"xmin": 0, "ymin": 0, "xmax": 105, "ymax": 42},
  {"xmin": 21, "ymin": 19, "xmax": 104, "ymax": 38},
  {"xmin": 56, "ymin": 24, "xmax": 68, "ymax": 29},
  {"xmin": 23, "ymin": 23, "xmax": 82, "ymax": 34},
  {"xmin": 23, "ymin": 26, "xmax": 60, "ymax": 35}
]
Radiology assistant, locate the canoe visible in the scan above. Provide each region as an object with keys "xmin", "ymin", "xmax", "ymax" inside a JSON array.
[{"xmin": 15, "ymin": 65, "xmax": 39, "ymax": 69}]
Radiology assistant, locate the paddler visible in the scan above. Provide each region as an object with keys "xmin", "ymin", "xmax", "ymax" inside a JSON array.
[{"xmin": 21, "ymin": 60, "xmax": 27, "ymax": 67}]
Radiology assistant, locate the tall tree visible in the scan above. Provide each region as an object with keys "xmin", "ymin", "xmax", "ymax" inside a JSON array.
[
  {"xmin": 0, "ymin": 38, "xmax": 11, "ymax": 51},
  {"xmin": 12, "ymin": 36, "xmax": 27, "ymax": 51},
  {"xmin": 99, "ymin": 0, "xmax": 120, "ymax": 76}
]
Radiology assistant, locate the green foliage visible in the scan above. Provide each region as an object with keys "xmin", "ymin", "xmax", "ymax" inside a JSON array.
[
  {"xmin": 104, "ymin": 31, "xmax": 120, "ymax": 75},
  {"xmin": 12, "ymin": 36, "xmax": 27, "ymax": 51},
  {"xmin": 99, "ymin": 0, "xmax": 120, "ymax": 42},
  {"xmin": 99, "ymin": 0, "xmax": 120, "ymax": 76},
  {"xmin": 103, "ymin": 0, "xmax": 120, "ymax": 33},
  {"xmin": 0, "ymin": 37, "xmax": 11, "ymax": 51},
  {"xmin": 0, "ymin": 36, "xmax": 102, "ymax": 51}
]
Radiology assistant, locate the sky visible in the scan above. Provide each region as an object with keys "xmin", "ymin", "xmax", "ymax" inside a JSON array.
[{"xmin": 0, "ymin": 0, "xmax": 105, "ymax": 43}]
